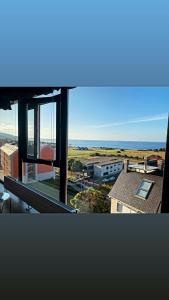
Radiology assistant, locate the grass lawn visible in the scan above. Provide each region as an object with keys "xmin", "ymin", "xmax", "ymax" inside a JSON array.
[{"xmin": 68, "ymin": 147, "xmax": 165, "ymax": 161}]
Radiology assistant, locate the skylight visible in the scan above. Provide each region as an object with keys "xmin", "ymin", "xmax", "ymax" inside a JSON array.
[{"xmin": 136, "ymin": 179, "xmax": 154, "ymax": 200}]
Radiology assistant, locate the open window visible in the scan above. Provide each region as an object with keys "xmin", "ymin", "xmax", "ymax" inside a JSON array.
[
  {"xmin": 17, "ymin": 90, "xmax": 70, "ymax": 206},
  {"xmin": 20, "ymin": 94, "xmax": 61, "ymax": 167}
]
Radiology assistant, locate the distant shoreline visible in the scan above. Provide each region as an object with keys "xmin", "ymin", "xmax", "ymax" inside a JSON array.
[
  {"xmin": 68, "ymin": 139, "xmax": 166, "ymax": 151},
  {"xmin": 0, "ymin": 136, "xmax": 166, "ymax": 151}
]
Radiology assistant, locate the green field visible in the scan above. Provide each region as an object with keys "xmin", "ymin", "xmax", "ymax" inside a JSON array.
[{"xmin": 68, "ymin": 147, "xmax": 165, "ymax": 161}]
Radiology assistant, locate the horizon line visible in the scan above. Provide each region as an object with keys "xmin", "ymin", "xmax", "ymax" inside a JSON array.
[{"xmin": 68, "ymin": 138, "xmax": 166, "ymax": 143}]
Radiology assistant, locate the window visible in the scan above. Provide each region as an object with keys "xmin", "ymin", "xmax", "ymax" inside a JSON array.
[
  {"xmin": 15, "ymin": 88, "xmax": 69, "ymax": 207},
  {"xmin": 136, "ymin": 179, "xmax": 154, "ymax": 199},
  {"xmin": 67, "ymin": 87, "xmax": 168, "ymax": 214},
  {"xmin": 27, "ymin": 108, "xmax": 35, "ymax": 157},
  {"xmin": 22, "ymin": 162, "xmax": 60, "ymax": 203},
  {"xmin": 103, "ymin": 172, "xmax": 108, "ymax": 176},
  {"xmin": 26, "ymin": 98, "xmax": 58, "ymax": 163},
  {"xmin": 117, "ymin": 202, "xmax": 123, "ymax": 212}
]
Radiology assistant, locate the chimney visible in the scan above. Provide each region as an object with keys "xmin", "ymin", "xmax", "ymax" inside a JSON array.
[
  {"xmin": 124, "ymin": 159, "xmax": 129, "ymax": 173},
  {"xmin": 157, "ymin": 159, "xmax": 164, "ymax": 172},
  {"xmin": 144, "ymin": 156, "xmax": 148, "ymax": 172}
]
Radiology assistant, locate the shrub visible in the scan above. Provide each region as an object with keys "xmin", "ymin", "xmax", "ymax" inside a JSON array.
[{"xmin": 70, "ymin": 188, "xmax": 110, "ymax": 213}]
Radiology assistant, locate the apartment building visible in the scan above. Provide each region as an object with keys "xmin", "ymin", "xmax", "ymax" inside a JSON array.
[
  {"xmin": 0, "ymin": 144, "xmax": 18, "ymax": 178},
  {"xmin": 82, "ymin": 157, "xmax": 123, "ymax": 177},
  {"xmin": 93, "ymin": 160, "xmax": 123, "ymax": 178},
  {"xmin": 0, "ymin": 143, "xmax": 55, "ymax": 182}
]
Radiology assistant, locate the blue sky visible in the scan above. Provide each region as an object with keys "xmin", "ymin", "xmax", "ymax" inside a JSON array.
[
  {"xmin": 0, "ymin": 87, "xmax": 168, "ymax": 142},
  {"xmin": 69, "ymin": 87, "xmax": 169, "ymax": 142}
]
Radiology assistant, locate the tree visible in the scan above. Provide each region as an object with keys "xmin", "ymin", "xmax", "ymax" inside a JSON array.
[
  {"xmin": 72, "ymin": 160, "xmax": 83, "ymax": 172},
  {"xmin": 68, "ymin": 158, "xmax": 75, "ymax": 171},
  {"xmin": 70, "ymin": 188, "xmax": 110, "ymax": 213}
]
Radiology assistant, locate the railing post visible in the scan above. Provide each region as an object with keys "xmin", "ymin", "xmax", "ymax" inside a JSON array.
[
  {"xmin": 161, "ymin": 114, "xmax": 169, "ymax": 213},
  {"xmin": 18, "ymin": 100, "xmax": 28, "ymax": 181},
  {"xmin": 60, "ymin": 88, "xmax": 69, "ymax": 204}
]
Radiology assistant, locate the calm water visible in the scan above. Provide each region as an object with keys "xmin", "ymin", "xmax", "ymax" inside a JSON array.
[{"xmin": 68, "ymin": 139, "xmax": 166, "ymax": 150}]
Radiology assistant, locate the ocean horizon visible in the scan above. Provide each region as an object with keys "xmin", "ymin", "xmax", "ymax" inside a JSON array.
[{"xmin": 68, "ymin": 139, "xmax": 166, "ymax": 150}]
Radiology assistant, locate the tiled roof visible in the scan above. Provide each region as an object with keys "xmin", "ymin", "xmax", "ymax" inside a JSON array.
[{"xmin": 109, "ymin": 170, "xmax": 163, "ymax": 213}]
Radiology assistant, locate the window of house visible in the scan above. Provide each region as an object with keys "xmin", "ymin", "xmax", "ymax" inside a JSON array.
[
  {"xmin": 117, "ymin": 202, "xmax": 123, "ymax": 212},
  {"xmin": 136, "ymin": 179, "xmax": 154, "ymax": 199}
]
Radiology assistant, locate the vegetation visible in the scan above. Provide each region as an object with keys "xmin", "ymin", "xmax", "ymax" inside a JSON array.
[
  {"xmin": 68, "ymin": 158, "xmax": 83, "ymax": 172},
  {"xmin": 68, "ymin": 147, "xmax": 165, "ymax": 161},
  {"xmin": 98, "ymin": 183, "xmax": 113, "ymax": 194},
  {"xmin": 70, "ymin": 188, "xmax": 111, "ymax": 213}
]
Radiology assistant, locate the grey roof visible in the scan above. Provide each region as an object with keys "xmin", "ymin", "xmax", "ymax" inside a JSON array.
[
  {"xmin": 82, "ymin": 157, "xmax": 113, "ymax": 166},
  {"xmin": 109, "ymin": 170, "xmax": 163, "ymax": 213},
  {"xmin": 96, "ymin": 160, "xmax": 123, "ymax": 167},
  {"xmin": 82, "ymin": 157, "xmax": 122, "ymax": 166}
]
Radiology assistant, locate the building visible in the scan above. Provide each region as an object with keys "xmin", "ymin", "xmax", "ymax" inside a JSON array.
[
  {"xmin": 82, "ymin": 157, "xmax": 123, "ymax": 177},
  {"xmin": 0, "ymin": 143, "xmax": 19, "ymax": 178},
  {"xmin": 0, "ymin": 88, "xmax": 168, "ymax": 214},
  {"xmin": 109, "ymin": 159, "xmax": 163, "ymax": 214},
  {"xmin": 0, "ymin": 143, "xmax": 55, "ymax": 182},
  {"xmin": 93, "ymin": 160, "xmax": 123, "ymax": 178}
]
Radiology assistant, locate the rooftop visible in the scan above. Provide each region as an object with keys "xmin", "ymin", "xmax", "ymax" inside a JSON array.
[
  {"xmin": 0, "ymin": 143, "xmax": 18, "ymax": 156},
  {"xmin": 82, "ymin": 157, "xmax": 121, "ymax": 166},
  {"xmin": 128, "ymin": 164, "xmax": 159, "ymax": 173},
  {"xmin": 109, "ymin": 170, "xmax": 163, "ymax": 213},
  {"xmin": 96, "ymin": 160, "xmax": 123, "ymax": 167}
]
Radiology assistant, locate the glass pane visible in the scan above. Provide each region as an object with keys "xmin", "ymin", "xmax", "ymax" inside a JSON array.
[
  {"xmin": 22, "ymin": 162, "xmax": 60, "ymax": 202},
  {"xmin": 27, "ymin": 108, "xmax": 34, "ymax": 156},
  {"xmin": 136, "ymin": 189, "xmax": 148, "ymax": 199},
  {"xmin": 40, "ymin": 102, "xmax": 56, "ymax": 160},
  {"xmin": 117, "ymin": 203, "xmax": 123, "ymax": 212},
  {"xmin": 68, "ymin": 87, "xmax": 168, "ymax": 213},
  {"xmin": 140, "ymin": 180, "xmax": 152, "ymax": 191}
]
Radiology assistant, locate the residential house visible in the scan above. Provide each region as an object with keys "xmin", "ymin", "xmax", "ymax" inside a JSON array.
[{"xmin": 109, "ymin": 159, "xmax": 163, "ymax": 214}]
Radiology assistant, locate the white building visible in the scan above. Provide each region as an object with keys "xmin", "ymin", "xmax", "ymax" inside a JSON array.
[{"xmin": 93, "ymin": 160, "xmax": 123, "ymax": 178}]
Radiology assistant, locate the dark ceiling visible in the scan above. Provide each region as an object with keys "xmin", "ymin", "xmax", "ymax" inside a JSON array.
[{"xmin": 0, "ymin": 87, "xmax": 61, "ymax": 109}]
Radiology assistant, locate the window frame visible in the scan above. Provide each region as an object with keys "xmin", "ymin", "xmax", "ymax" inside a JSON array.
[
  {"xmin": 18, "ymin": 88, "xmax": 69, "ymax": 205},
  {"xmin": 135, "ymin": 179, "xmax": 154, "ymax": 200},
  {"xmin": 20, "ymin": 94, "xmax": 61, "ymax": 167},
  {"xmin": 117, "ymin": 202, "xmax": 123, "ymax": 213}
]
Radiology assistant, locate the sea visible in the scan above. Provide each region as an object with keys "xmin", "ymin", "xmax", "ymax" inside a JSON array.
[{"xmin": 68, "ymin": 139, "xmax": 166, "ymax": 150}]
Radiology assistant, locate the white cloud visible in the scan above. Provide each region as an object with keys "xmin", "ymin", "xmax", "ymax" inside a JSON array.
[{"xmin": 88, "ymin": 113, "xmax": 168, "ymax": 129}]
